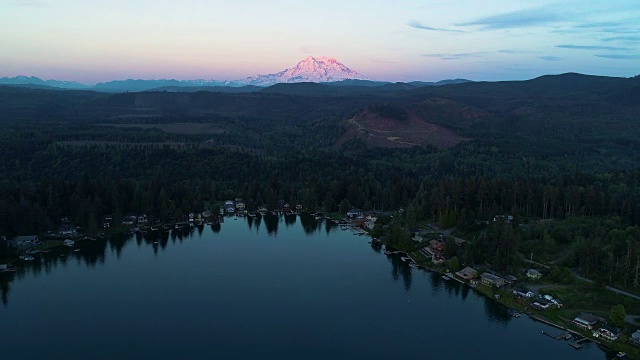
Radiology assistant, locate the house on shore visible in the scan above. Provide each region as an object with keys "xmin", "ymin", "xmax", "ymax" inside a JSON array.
[
  {"xmin": 513, "ymin": 288, "xmax": 534, "ymax": 298},
  {"xmin": 531, "ymin": 298, "xmax": 552, "ymax": 310},
  {"xmin": 594, "ymin": 324, "xmax": 621, "ymax": 341},
  {"xmin": 456, "ymin": 267, "xmax": 478, "ymax": 280},
  {"xmin": 346, "ymin": 209, "xmax": 362, "ymax": 218},
  {"xmin": 630, "ymin": 330, "xmax": 640, "ymax": 346},
  {"xmin": 573, "ymin": 313, "xmax": 601, "ymax": 330},
  {"xmin": 480, "ymin": 273, "xmax": 505, "ymax": 288}
]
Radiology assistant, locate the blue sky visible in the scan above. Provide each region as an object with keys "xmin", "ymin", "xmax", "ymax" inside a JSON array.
[{"xmin": 0, "ymin": 0, "xmax": 638, "ymax": 83}]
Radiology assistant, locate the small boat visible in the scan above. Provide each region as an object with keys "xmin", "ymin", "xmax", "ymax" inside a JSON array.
[
  {"xmin": 441, "ymin": 275, "xmax": 451, "ymax": 281},
  {"xmin": 73, "ymin": 249, "xmax": 80, "ymax": 252},
  {"xmin": 511, "ymin": 312, "xmax": 521, "ymax": 318},
  {"xmin": 616, "ymin": 352, "xmax": 626, "ymax": 358},
  {"xmin": 151, "ymin": 226, "xmax": 158, "ymax": 231},
  {"xmin": 494, "ymin": 294, "xmax": 501, "ymax": 299},
  {"xmin": 23, "ymin": 256, "xmax": 35, "ymax": 261}
]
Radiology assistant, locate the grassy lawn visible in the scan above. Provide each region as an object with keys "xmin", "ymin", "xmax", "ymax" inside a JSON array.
[
  {"xmin": 36, "ymin": 240, "xmax": 64, "ymax": 251},
  {"xmin": 540, "ymin": 284, "xmax": 640, "ymax": 316}
]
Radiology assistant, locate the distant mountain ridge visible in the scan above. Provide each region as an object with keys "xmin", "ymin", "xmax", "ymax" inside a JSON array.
[{"xmin": 0, "ymin": 56, "xmax": 473, "ymax": 92}]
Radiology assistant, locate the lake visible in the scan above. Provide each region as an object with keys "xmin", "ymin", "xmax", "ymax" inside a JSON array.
[{"xmin": 0, "ymin": 214, "xmax": 610, "ymax": 359}]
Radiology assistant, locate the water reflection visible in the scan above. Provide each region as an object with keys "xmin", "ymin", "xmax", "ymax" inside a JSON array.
[{"xmin": 0, "ymin": 214, "xmax": 342, "ymax": 306}]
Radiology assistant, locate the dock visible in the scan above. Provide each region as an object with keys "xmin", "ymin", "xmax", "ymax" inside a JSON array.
[{"xmin": 541, "ymin": 330, "xmax": 569, "ymax": 340}]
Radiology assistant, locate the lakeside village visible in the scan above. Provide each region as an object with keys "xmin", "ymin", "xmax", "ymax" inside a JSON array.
[{"xmin": 1, "ymin": 200, "xmax": 638, "ymax": 358}]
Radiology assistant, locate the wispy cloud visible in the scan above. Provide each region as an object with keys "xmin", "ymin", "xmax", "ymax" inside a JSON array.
[
  {"xmin": 602, "ymin": 35, "xmax": 640, "ymax": 42},
  {"xmin": 423, "ymin": 52, "xmax": 485, "ymax": 60},
  {"xmin": 456, "ymin": 8, "xmax": 565, "ymax": 30},
  {"xmin": 538, "ymin": 56, "xmax": 562, "ymax": 61},
  {"xmin": 595, "ymin": 54, "xmax": 640, "ymax": 60},
  {"xmin": 407, "ymin": 20, "xmax": 466, "ymax": 33},
  {"xmin": 498, "ymin": 49, "xmax": 536, "ymax": 54},
  {"xmin": 557, "ymin": 44, "xmax": 629, "ymax": 51}
]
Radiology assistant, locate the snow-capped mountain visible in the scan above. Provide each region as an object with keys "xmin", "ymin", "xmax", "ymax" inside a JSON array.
[
  {"xmin": 0, "ymin": 57, "xmax": 369, "ymax": 91},
  {"xmin": 237, "ymin": 56, "xmax": 368, "ymax": 86}
]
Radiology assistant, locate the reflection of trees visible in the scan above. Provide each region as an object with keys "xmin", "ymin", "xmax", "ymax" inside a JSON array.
[
  {"xmin": 401, "ymin": 264, "xmax": 412, "ymax": 292},
  {"xmin": 370, "ymin": 242, "xmax": 382, "ymax": 254},
  {"xmin": 284, "ymin": 214, "xmax": 297, "ymax": 227},
  {"xmin": 211, "ymin": 223, "xmax": 221, "ymax": 233},
  {"xmin": 1, "ymin": 274, "xmax": 11, "ymax": 306},
  {"xmin": 263, "ymin": 214, "xmax": 279, "ymax": 235},
  {"xmin": 483, "ymin": 295, "xmax": 511, "ymax": 325},
  {"xmin": 299, "ymin": 214, "xmax": 318, "ymax": 235}
]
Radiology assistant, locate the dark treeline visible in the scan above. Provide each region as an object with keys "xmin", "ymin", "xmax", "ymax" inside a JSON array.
[{"xmin": 1, "ymin": 74, "xmax": 640, "ymax": 291}]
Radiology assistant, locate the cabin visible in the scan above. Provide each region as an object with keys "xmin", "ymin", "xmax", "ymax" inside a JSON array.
[
  {"xmin": 121, "ymin": 215, "xmax": 136, "ymax": 226},
  {"xmin": 594, "ymin": 324, "xmax": 621, "ymax": 341},
  {"xmin": 429, "ymin": 239, "xmax": 445, "ymax": 252},
  {"xmin": 235, "ymin": 200, "xmax": 245, "ymax": 210},
  {"xmin": 346, "ymin": 209, "xmax": 362, "ymax": 218},
  {"xmin": 573, "ymin": 313, "xmax": 601, "ymax": 330},
  {"xmin": 480, "ymin": 273, "xmax": 505, "ymax": 288},
  {"xmin": 201, "ymin": 210, "xmax": 212, "ymax": 219},
  {"xmin": 493, "ymin": 215, "xmax": 514, "ymax": 223},
  {"xmin": 455, "ymin": 267, "xmax": 478, "ymax": 280},
  {"xmin": 138, "ymin": 214, "xmax": 148, "ymax": 224},
  {"xmin": 295, "ymin": 204, "xmax": 303, "ymax": 211},
  {"xmin": 630, "ymin": 330, "xmax": 640, "ymax": 346},
  {"xmin": 224, "ymin": 200, "xmax": 235, "ymax": 213},
  {"xmin": 63, "ymin": 239, "xmax": 75, "ymax": 247},
  {"xmin": 526, "ymin": 269, "xmax": 543, "ymax": 280},
  {"xmin": 513, "ymin": 288, "xmax": 534, "ymax": 298},
  {"xmin": 531, "ymin": 298, "xmax": 552, "ymax": 310},
  {"xmin": 504, "ymin": 275, "xmax": 518, "ymax": 286}
]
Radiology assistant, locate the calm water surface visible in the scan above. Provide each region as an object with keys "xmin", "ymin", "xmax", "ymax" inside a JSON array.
[{"xmin": 1, "ymin": 215, "xmax": 610, "ymax": 359}]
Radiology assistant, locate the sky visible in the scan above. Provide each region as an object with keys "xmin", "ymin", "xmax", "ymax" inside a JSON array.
[{"xmin": 0, "ymin": 0, "xmax": 639, "ymax": 84}]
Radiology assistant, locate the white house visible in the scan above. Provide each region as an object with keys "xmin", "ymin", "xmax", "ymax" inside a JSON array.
[{"xmin": 526, "ymin": 269, "xmax": 543, "ymax": 280}]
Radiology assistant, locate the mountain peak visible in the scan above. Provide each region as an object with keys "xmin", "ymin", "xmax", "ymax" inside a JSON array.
[{"xmin": 238, "ymin": 56, "xmax": 367, "ymax": 86}]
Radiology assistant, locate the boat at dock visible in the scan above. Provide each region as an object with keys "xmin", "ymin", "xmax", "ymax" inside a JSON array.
[{"xmin": 441, "ymin": 275, "xmax": 451, "ymax": 281}]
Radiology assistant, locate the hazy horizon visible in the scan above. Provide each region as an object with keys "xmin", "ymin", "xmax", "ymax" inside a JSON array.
[{"xmin": 1, "ymin": 0, "xmax": 639, "ymax": 84}]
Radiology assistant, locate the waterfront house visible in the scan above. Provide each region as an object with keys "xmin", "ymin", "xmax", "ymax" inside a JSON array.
[
  {"xmin": 63, "ymin": 239, "xmax": 75, "ymax": 247},
  {"xmin": 429, "ymin": 239, "xmax": 445, "ymax": 252},
  {"xmin": 594, "ymin": 324, "xmax": 621, "ymax": 341},
  {"xmin": 295, "ymin": 204, "xmax": 303, "ymax": 211},
  {"xmin": 504, "ymin": 275, "xmax": 518, "ymax": 285},
  {"xmin": 630, "ymin": 330, "xmax": 640, "ymax": 346},
  {"xmin": 138, "ymin": 214, "xmax": 148, "ymax": 224},
  {"xmin": 573, "ymin": 313, "xmax": 601, "ymax": 330},
  {"xmin": 526, "ymin": 269, "xmax": 542, "ymax": 280},
  {"xmin": 531, "ymin": 298, "xmax": 552, "ymax": 310},
  {"xmin": 480, "ymin": 273, "xmax": 505, "ymax": 288},
  {"xmin": 456, "ymin": 267, "xmax": 478, "ymax": 280},
  {"xmin": 122, "ymin": 216, "xmax": 136, "ymax": 226},
  {"xmin": 346, "ymin": 209, "xmax": 362, "ymax": 218},
  {"xmin": 513, "ymin": 288, "xmax": 534, "ymax": 298}
]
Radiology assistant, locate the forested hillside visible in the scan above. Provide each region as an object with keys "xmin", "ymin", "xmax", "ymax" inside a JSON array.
[{"xmin": 1, "ymin": 73, "xmax": 639, "ymax": 289}]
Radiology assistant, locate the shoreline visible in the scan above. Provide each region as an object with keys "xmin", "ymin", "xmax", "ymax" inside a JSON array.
[{"xmin": 395, "ymin": 245, "xmax": 632, "ymax": 358}]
